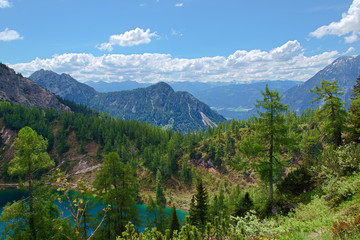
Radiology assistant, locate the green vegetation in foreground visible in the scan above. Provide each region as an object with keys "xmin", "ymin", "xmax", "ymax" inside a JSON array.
[{"xmin": 0, "ymin": 77, "xmax": 360, "ymax": 239}]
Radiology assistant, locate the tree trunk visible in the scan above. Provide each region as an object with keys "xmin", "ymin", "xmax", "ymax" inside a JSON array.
[{"xmin": 28, "ymin": 163, "xmax": 36, "ymax": 240}]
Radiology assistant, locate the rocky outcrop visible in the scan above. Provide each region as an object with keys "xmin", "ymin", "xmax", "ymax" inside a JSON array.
[{"xmin": 0, "ymin": 63, "xmax": 69, "ymax": 111}]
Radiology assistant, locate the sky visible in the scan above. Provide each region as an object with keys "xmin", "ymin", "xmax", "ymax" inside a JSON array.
[{"xmin": 1, "ymin": 0, "xmax": 360, "ymax": 83}]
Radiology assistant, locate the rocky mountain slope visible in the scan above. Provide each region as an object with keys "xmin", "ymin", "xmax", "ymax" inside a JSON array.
[
  {"xmin": 282, "ymin": 55, "xmax": 360, "ymax": 113},
  {"xmin": 30, "ymin": 70, "xmax": 225, "ymax": 132},
  {"xmin": 0, "ymin": 63, "xmax": 69, "ymax": 111}
]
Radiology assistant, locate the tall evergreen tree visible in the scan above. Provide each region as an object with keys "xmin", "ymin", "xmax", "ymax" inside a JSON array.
[
  {"xmin": 240, "ymin": 85, "xmax": 291, "ymax": 204},
  {"xmin": 94, "ymin": 152, "xmax": 139, "ymax": 239},
  {"xmin": 169, "ymin": 205, "xmax": 181, "ymax": 237},
  {"xmin": 189, "ymin": 179, "xmax": 208, "ymax": 227},
  {"xmin": 310, "ymin": 79, "xmax": 346, "ymax": 146},
  {"xmin": 7, "ymin": 126, "xmax": 55, "ymax": 240},
  {"xmin": 156, "ymin": 169, "xmax": 166, "ymax": 206},
  {"xmin": 347, "ymin": 74, "xmax": 360, "ymax": 143}
]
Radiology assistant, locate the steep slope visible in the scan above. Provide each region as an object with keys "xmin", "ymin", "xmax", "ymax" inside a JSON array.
[
  {"xmin": 30, "ymin": 69, "xmax": 97, "ymax": 104},
  {"xmin": 30, "ymin": 70, "xmax": 225, "ymax": 132},
  {"xmin": 282, "ymin": 55, "xmax": 360, "ymax": 113},
  {"xmin": 0, "ymin": 63, "xmax": 69, "ymax": 111},
  {"xmin": 91, "ymin": 82, "xmax": 225, "ymax": 131}
]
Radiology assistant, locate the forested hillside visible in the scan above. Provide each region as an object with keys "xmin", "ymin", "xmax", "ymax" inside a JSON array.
[
  {"xmin": 1, "ymin": 73, "xmax": 360, "ymax": 239},
  {"xmin": 30, "ymin": 70, "xmax": 226, "ymax": 132}
]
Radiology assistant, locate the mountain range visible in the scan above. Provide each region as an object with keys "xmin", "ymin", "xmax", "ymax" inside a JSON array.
[
  {"xmin": 86, "ymin": 80, "xmax": 301, "ymax": 119},
  {"xmin": 0, "ymin": 63, "xmax": 69, "ymax": 112},
  {"xmin": 30, "ymin": 70, "xmax": 226, "ymax": 132},
  {"xmin": 84, "ymin": 55, "xmax": 360, "ymax": 119},
  {"xmin": 282, "ymin": 55, "xmax": 360, "ymax": 113}
]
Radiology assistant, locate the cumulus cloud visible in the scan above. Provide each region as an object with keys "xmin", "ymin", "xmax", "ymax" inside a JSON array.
[
  {"xmin": 310, "ymin": 0, "xmax": 360, "ymax": 43},
  {"xmin": 175, "ymin": 3, "xmax": 183, "ymax": 7},
  {"xmin": 0, "ymin": 0, "xmax": 11, "ymax": 8},
  {"xmin": 97, "ymin": 28, "xmax": 158, "ymax": 51},
  {"xmin": 0, "ymin": 28, "xmax": 23, "ymax": 41},
  {"xmin": 11, "ymin": 40, "xmax": 339, "ymax": 83}
]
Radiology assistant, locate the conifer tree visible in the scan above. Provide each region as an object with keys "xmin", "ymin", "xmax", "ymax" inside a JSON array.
[
  {"xmin": 239, "ymin": 85, "xmax": 291, "ymax": 204},
  {"xmin": 347, "ymin": 74, "xmax": 360, "ymax": 142},
  {"xmin": 169, "ymin": 205, "xmax": 181, "ymax": 237},
  {"xmin": 94, "ymin": 152, "xmax": 139, "ymax": 238},
  {"xmin": 8, "ymin": 126, "xmax": 54, "ymax": 240},
  {"xmin": 310, "ymin": 79, "xmax": 346, "ymax": 146},
  {"xmin": 189, "ymin": 179, "xmax": 208, "ymax": 227},
  {"xmin": 156, "ymin": 169, "xmax": 166, "ymax": 206}
]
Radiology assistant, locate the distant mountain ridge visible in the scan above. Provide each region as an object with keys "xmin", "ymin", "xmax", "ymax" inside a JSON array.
[
  {"xmin": 87, "ymin": 80, "xmax": 301, "ymax": 119},
  {"xmin": 30, "ymin": 70, "xmax": 226, "ymax": 132},
  {"xmin": 0, "ymin": 63, "xmax": 69, "ymax": 111},
  {"xmin": 282, "ymin": 55, "xmax": 360, "ymax": 113}
]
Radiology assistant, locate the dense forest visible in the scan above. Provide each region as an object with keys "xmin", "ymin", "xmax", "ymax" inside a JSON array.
[{"xmin": 1, "ymin": 76, "xmax": 360, "ymax": 239}]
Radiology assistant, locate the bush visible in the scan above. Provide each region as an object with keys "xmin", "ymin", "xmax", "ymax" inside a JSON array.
[{"xmin": 277, "ymin": 167, "xmax": 314, "ymax": 195}]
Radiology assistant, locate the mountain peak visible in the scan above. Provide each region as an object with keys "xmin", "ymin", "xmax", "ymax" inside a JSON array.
[{"xmin": 148, "ymin": 81, "xmax": 174, "ymax": 93}]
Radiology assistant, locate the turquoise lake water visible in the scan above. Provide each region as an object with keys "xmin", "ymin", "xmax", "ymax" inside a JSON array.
[{"xmin": 0, "ymin": 189, "xmax": 187, "ymax": 232}]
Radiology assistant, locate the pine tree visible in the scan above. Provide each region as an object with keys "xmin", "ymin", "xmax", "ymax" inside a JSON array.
[
  {"xmin": 189, "ymin": 179, "xmax": 208, "ymax": 227},
  {"xmin": 347, "ymin": 74, "xmax": 360, "ymax": 142},
  {"xmin": 94, "ymin": 152, "xmax": 139, "ymax": 238},
  {"xmin": 156, "ymin": 169, "xmax": 166, "ymax": 206},
  {"xmin": 310, "ymin": 79, "xmax": 346, "ymax": 146},
  {"xmin": 239, "ymin": 85, "xmax": 291, "ymax": 204},
  {"xmin": 7, "ymin": 126, "xmax": 55, "ymax": 240},
  {"xmin": 169, "ymin": 205, "xmax": 181, "ymax": 237}
]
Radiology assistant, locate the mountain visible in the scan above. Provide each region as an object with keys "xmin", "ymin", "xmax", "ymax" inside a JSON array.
[
  {"xmin": 86, "ymin": 80, "xmax": 300, "ymax": 119},
  {"xmin": 192, "ymin": 81, "xmax": 301, "ymax": 119},
  {"xmin": 30, "ymin": 70, "xmax": 225, "ymax": 132},
  {"xmin": 0, "ymin": 63, "xmax": 69, "ymax": 111},
  {"xmin": 30, "ymin": 69, "xmax": 97, "ymax": 105},
  {"xmin": 282, "ymin": 55, "xmax": 360, "ymax": 113},
  {"xmin": 85, "ymin": 80, "xmax": 152, "ymax": 92}
]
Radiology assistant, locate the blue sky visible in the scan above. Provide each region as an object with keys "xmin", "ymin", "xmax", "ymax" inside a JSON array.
[{"xmin": 1, "ymin": 0, "xmax": 359, "ymax": 83}]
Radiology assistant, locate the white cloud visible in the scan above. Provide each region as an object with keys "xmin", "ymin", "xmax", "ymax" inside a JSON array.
[
  {"xmin": 345, "ymin": 46, "xmax": 356, "ymax": 54},
  {"xmin": 0, "ymin": 28, "xmax": 23, "ymax": 41},
  {"xmin": 12, "ymin": 40, "xmax": 339, "ymax": 84},
  {"xmin": 175, "ymin": 3, "xmax": 183, "ymax": 7},
  {"xmin": 310, "ymin": 0, "xmax": 360, "ymax": 43},
  {"xmin": 0, "ymin": 0, "xmax": 11, "ymax": 8},
  {"xmin": 97, "ymin": 28, "xmax": 158, "ymax": 51}
]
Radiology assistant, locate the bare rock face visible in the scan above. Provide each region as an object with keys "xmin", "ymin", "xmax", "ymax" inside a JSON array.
[{"xmin": 0, "ymin": 63, "xmax": 69, "ymax": 111}]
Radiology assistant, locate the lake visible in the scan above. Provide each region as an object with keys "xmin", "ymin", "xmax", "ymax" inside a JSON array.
[{"xmin": 0, "ymin": 189, "xmax": 187, "ymax": 232}]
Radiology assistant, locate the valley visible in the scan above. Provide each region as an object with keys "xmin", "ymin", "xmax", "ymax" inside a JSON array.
[{"xmin": 0, "ymin": 55, "xmax": 360, "ymax": 239}]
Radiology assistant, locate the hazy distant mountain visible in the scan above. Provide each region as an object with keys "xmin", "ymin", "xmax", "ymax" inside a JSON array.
[
  {"xmin": 85, "ymin": 80, "xmax": 152, "ymax": 92},
  {"xmin": 282, "ymin": 55, "xmax": 360, "ymax": 113},
  {"xmin": 0, "ymin": 63, "xmax": 69, "ymax": 111},
  {"xmin": 30, "ymin": 70, "xmax": 225, "ymax": 132},
  {"xmin": 193, "ymin": 81, "xmax": 302, "ymax": 119}
]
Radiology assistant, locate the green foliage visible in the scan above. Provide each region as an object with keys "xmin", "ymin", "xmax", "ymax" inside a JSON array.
[
  {"xmin": 145, "ymin": 196, "xmax": 169, "ymax": 234},
  {"xmin": 189, "ymin": 179, "xmax": 208, "ymax": 228},
  {"xmin": 94, "ymin": 152, "xmax": 140, "ymax": 238},
  {"xmin": 7, "ymin": 126, "xmax": 55, "ymax": 240},
  {"xmin": 277, "ymin": 167, "xmax": 314, "ymax": 195},
  {"xmin": 169, "ymin": 205, "xmax": 181, "ymax": 238},
  {"xmin": 310, "ymin": 79, "xmax": 347, "ymax": 146},
  {"xmin": 240, "ymin": 85, "xmax": 292, "ymax": 203},
  {"xmin": 234, "ymin": 192, "xmax": 254, "ymax": 217},
  {"xmin": 280, "ymin": 196, "xmax": 336, "ymax": 234},
  {"xmin": 0, "ymin": 188, "xmax": 72, "ymax": 240},
  {"xmin": 155, "ymin": 170, "xmax": 166, "ymax": 206}
]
